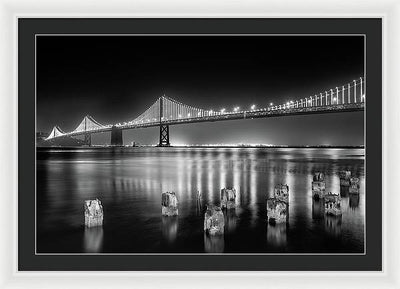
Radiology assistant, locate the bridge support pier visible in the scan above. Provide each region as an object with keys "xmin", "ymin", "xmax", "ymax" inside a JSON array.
[
  {"xmin": 158, "ymin": 125, "xmax": 170, "ymax": 147},
  {"xmin": 84, "ymin": 133, "xmax": 91, "ymax": 146},
  {"xmin": 111, "ymin": 126, "xmax": 123, "ymax": 146}
]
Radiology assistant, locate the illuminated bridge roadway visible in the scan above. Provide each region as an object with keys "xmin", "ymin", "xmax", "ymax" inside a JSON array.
[{"xmin": 45, "ymin": 77, "xmax": 365, "ymax": 146}]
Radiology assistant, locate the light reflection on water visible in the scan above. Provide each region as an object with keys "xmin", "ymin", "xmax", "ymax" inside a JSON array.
[{"xmin": 37, "ymin": 147, "xmax": 364, "ymax": 253}]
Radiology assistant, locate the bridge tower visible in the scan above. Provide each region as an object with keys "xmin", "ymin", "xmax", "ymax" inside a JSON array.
[
  {"xmin": 158, "ymin": 96, "xmax": 170, "ymax": 147},
  {"xmin": 111, "ymin": 125, "xmax": 123, "ymax": 146},
  {"xmin": 84, "ymin": 133, "xmax": 91, "ymax": 146},
  {"xmin": 83, "ymin": 117, "xmax": 91, "ymax": 146}
]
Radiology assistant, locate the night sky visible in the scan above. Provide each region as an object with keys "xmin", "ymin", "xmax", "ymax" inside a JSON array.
[{"xmin": 37, "ymin": 35, "xmax": 364, "ymax": 146}]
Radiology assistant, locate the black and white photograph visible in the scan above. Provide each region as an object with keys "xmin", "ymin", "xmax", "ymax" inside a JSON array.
[{"xmin": 35, "ymin": 34, "xmax": 365, "ymax": 255}]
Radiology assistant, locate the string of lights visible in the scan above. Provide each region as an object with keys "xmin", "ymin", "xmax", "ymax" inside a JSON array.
[{"xmin": 46, "ymin": 77, "xmax": 365, "ymax": 140}]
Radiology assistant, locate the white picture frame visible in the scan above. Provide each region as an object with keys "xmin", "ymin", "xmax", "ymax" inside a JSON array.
[{"xmin": 0, "ymin": 0, "xmax": 398, "ymax": 288}]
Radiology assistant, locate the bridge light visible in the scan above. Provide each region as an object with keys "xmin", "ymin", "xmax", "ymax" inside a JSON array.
[{"xmin": 269, "ymin": 102, "xmax": 273, "ymax": 106}]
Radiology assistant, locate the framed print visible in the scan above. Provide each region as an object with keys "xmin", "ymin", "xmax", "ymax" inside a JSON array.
[
  {"xmin": 4, "ymin": 0, "xmax": 400, "ymax": 284},
  {"xmin": 16, "ymin": 17, "xmax": 383, "ymax": 272}
]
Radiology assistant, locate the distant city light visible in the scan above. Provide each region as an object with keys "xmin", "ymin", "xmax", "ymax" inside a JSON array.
[
  {"xmin": 250, "ymin": 104, "xmax": 256, "ymax": 110},
  {"xmin": 233, "ymin": 106, "xmax": 240, "ymax": 112},
  {"xmin": 269, "ymin": 103, "xmax": 273, "ymax": 106}
]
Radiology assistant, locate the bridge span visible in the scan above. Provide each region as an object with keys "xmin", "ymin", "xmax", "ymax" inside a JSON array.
[{"xmin": 44, "ymin": 77, "xmax": 365, "ymax": 146}]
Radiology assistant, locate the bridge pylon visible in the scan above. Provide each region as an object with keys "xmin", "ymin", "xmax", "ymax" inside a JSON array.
[
  {"xmin": 84, "ymin": 133, "xmax": 91, "ymax": 146},
  {"xmin": 158, "ymin": 124, "xmax": 170, "ymax": 147},
  {"xmin": 157, "ymin": 96, "xmax": 171, "ymax": 147},
  {"xmin": 111, "ymin": 125, "xmax": 123, "ymax": 146}
]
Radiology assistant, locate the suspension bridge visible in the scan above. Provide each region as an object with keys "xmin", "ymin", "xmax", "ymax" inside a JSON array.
[{"xmin": 44, "ymin": 77, "xmax": 365, "ymax": 146}]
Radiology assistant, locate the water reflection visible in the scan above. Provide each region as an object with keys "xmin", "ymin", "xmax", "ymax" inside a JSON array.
[
  {"xmin": 325, "ymin": 216, "xmax": 342, "ymax": 237},
  {"xmin": 224, "ymin": 209, "xmax": 237, "ymax": 233},
  {"xmin": 83, "ymin": 227, "xmax": 104, "ymax": 253},
  {"xmin": 340, "ymin": 185, "xmax": 349, "ymax": 197},
  {"xmin": 204, "ymin": 234, "xmax": 224, "ymax": 253},
  {"xmin": 161, "ymin": 216, "xmax": 178, "ymax": 243},
  {"xmin": 266, "ymin": 223, "xmax": 287, "ymax": 247},
  {"xmin": 312, "ymin": 199, "xmax": 325, "ymax": 220},
  {"xmin": 349, "ymin": 193, "xmax": 360, "ymax": 209},
  {"xmin": 196, "ymin": 197, "xmax": 203, "ymax": 216},
  {"xmin": 37, "ymin": 147, "xmax": 364, "ymax": 253}
]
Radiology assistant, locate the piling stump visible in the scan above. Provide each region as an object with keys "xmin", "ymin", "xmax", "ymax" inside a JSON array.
[
  {"xmin": 84, "ymin": 199, "xmax": 104, "ymax": 227},
  {"xmin": 266, "ymin": 198, "xmax": 288, "ymax": 225},
  {"xmin": 339, "ymin": 170, "xmax": 351, "ymax": 186},
  {"xmin": 349, "ymin": 177, "xmax": 360, "ymax": 194},
  {"xmin": 161, "ymin": 192, "xmax": 179, "ymax": 216},
  {"xmin": 274, "ymin": 184, "xmax": 289, "ymax": 203},
  {"xmin": 324, "ymin": 192, "xmax": 342, "ymax": 217},
  {"xmin": 312, "ymin": 172, "xmax": 326, "ymax": 200},
  {"xmin": 204, "ymin": 205, "xmax": 225, "ymax": 235},
  {"xmin": 220, "ymin": 187, "xmax": 236, "ymax": 209}
]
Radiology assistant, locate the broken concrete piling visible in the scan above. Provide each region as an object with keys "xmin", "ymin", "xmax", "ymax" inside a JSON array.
[
  {"xmin": 266, "ymin": 198, "xmax": 288, "ymax": 225},
  {"xmin": 220, "ymin": 187, "xmax": 236, "ymax": 209},
  {"xmin": 204, "ymin": 205, "xmax": 225, "ymax": 235},
  {"xmin": 266, "ymin": 184, "xmax": 290, "ymax": 225},
  {"xmin": 274, "ymin": 184, "xmax": 289, "ymax": 203},
  {"xmin": 324, "ymin": 192, "xmax": 342, "ymax": 217},
  {"xmin": 84, "ymin": 199, "xmax": 104, "ymax": 228},
  {"xmin": 339, "ymin": 170, "xmax": 351, "ymax": 186},
  {"xmin": 161, "ymin": 191, "xmax": 179, "ymax": 216},
  {"xmin": 349, "ymin": 177, "xmax": 360, "ymax": 194},
  {"xmin": 312, "ymin": 172, "xmax": 326, "ymax": 200}
]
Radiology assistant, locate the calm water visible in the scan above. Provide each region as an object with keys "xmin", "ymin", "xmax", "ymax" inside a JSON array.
[{"xmin": 36, "ymin": 147, "xmax": 365, "ymax": 254}]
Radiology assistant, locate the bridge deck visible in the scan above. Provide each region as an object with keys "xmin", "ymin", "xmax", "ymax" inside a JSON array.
[{"xmin": 58, "ymin": 103, "xmax": 364, "ymax": 138}]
